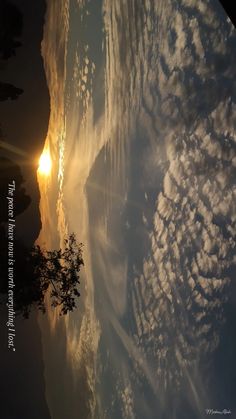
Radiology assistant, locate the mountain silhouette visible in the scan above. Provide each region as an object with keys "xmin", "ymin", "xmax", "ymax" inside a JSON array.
[
  {"xmin": 0, "ymin": 156, "xmax": 31, "ymax": 223},
  {"xmin": 0, "ymin": 0, "xmax": 23, "ymax": 60}
]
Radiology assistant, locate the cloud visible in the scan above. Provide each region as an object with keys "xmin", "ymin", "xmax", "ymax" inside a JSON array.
[
  {"xmin": 37, "ymin": 0, "xmax": 236, "ymax": 417},
  {"xmin": 121, "ymin": 383, "xmax": 135, "ymax": 419},
  {"xmin": 125, "ymin": 0, "xmax": 236, "ymax": 411}
]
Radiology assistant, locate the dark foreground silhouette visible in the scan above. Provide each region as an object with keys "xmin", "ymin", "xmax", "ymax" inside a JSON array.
[
  {"xmin": 0, "ymin": 233, "xmax": 84, "ymax": 318},
  {"xmin": 0, "ymin": 0, "xmax": 23, "ymax": 61},
  {"xmin": 0, "ymin": 156, "xmax": 31, "ymax": 222},
  {"xmin": 0, "ymin": 1, "xmax": 24, "ymax": 100},
  {"xmin": 0, "ymin": 82, "xmax": 23, "ymax": 101}
]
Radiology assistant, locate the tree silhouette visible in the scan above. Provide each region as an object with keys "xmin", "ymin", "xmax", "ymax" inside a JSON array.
[
  {"xmin": 6, "ymin": 233, "xmax": 84, "ymax": 318},
  {"xmin": 0, "ymin": 82, "xmax": 23, "ymax": 101}
]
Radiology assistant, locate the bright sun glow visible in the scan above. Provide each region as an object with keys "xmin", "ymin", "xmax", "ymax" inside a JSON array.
[{"xmin": 38, "ymin": 149, "xmax": 52, "ymax": 176}]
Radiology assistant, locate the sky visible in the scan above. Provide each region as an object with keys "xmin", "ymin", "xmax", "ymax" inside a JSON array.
[
  {"xmin": 0, "ymin": 1, "xmax": 236, "ymax": 419},
  {"xmin": 36, "ymin": 1, "xmax": 236, "ymax": 418}
]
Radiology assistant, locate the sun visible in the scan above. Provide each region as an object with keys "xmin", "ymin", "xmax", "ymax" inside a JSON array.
[{"xmin": 38, "ymin": 149, "xmax": 52, "ymax": 176}]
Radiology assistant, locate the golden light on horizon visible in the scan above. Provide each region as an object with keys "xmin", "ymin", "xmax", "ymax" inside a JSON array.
[{"xmin": 38, "ymin": 149, "xmax": 52, "ymax": 176}]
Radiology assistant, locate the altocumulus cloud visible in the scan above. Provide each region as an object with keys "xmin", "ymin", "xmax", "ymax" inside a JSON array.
[{"xmin": 130, "ymin": 0, "xmax": 236, "ymax": 399}]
